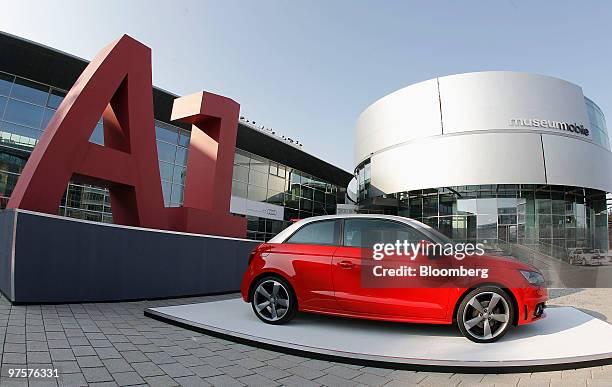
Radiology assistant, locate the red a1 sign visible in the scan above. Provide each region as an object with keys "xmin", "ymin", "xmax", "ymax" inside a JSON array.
[{"xmin": 7, "ymin": 35, "xmax": 246, "ymax": 238}]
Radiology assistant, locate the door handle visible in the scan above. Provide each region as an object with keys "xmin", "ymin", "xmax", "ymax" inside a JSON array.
[{"xmin": 338, "ymin": 260, "xmax": 354, "ymax": 269}]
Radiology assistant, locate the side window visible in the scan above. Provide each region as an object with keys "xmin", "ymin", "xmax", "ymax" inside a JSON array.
[
  {"xmin": 286, "ymin": 220, "xmax": 340, "ymax": 246},
  {"xmin": 344, "ymin": 219, "xmax": 428, "ymax": 248}
]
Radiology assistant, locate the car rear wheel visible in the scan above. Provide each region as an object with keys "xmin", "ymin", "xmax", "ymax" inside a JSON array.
[
  {"xmin": 457, "ymin": 286, "xmax": 514, "ymax": 343},
  {"xmin": 251, "ymin": 276, "xmax": 297, "ymax": 325}
]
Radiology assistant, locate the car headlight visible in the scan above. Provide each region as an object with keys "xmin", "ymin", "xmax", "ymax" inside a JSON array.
[{"xmin": 519, "ymin": 270, "xmax": 545, "ymax": 286}]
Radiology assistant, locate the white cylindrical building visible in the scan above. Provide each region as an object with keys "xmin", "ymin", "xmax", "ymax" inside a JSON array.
[{"xmin": 355, "ymin": 71, "xmax": 610, "ymax": 260}]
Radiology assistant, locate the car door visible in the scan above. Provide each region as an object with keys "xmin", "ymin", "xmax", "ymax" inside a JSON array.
[
  {"xmin": 332, "ymin": 218, "xmax": 452, "ymax": 320},
  {"xmin": 274, "ymin": 219, "xmax": 341, "ymax": 311}
]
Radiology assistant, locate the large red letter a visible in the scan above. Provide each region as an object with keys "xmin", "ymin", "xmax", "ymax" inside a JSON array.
[{"xmin": 7, "ymin": 35, "xmax": 166, "ymax": 229}]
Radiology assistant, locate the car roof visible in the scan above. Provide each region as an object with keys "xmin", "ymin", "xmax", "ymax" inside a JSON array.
[{"xmin": 268, "ymin": 214, "xmax": 438, "ymax": 244}]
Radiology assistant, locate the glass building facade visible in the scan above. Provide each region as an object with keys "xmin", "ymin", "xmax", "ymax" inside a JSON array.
[
  {"xmin": 355, "ymin": 162, "xmax": 610, "ymax": 261},
  {"xmin": 0, "ymin": 70, "xmax": 345, "ymax": 241}
]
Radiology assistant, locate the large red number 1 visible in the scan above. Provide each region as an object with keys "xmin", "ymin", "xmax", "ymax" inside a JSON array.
[
  {"xmin": 7, "ymin": 35, "xmax": 246, "ymax": 238},
  {"xmin": 166, "ymin": 92, "xmax": 246, "ymax": 236}
]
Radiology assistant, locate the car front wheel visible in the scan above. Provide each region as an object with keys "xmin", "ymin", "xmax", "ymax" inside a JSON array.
[
  {"xmin": 457, "ymin": 286, "xmax": 514, "ymax": 343},
  {"xmin": 250, "ymin": 276, "xmax": 297, "ymax": 325}
]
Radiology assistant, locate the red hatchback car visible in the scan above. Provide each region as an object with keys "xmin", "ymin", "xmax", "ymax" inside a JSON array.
[{"xmin": 241, "ymin": 215, "xmax": 547, "ymax": 343}]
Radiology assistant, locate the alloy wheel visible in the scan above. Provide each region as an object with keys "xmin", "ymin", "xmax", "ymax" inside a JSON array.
[
  {"xmin": 253, "ymin": 279, "xmax": 290, "ymax": 322},
  {"xmin": 462, "ymin": 291, "xmax": 510, "ymax": 341}
]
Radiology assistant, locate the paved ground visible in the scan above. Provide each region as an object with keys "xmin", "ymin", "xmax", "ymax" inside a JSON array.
[{"xmin": 0, "ymin": 289, "xmax": 611, "ymax": 387}]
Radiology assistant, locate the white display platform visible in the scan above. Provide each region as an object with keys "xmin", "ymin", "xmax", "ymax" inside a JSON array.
[{"xmin": 145, "ymin": 298, "xmax": 612, "ymax": 372}]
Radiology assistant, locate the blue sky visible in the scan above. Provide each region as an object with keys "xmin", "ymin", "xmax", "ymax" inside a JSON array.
[{"xmin": 2, "ymin": 1, "xmax": 612, "ymax": 171}]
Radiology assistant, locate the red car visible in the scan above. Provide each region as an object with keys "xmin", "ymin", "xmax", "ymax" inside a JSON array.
[{"xmin": 241, "ymin": 215, "xmax": 547, "ymax": 343}]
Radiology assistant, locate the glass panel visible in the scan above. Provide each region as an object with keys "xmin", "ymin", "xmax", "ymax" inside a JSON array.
[
  {"xmin": 10, "ymin": 77, "xmax": 49, "ymax": 105},
  {"xmin": 497, "ymin": 198, "xmax": 517, "ymax": 214},
  {"xmin": 247, "ymin": 185, "xmax": 267, "ymax": 202},
  {"xmin": 232, "ymin": 165, "xmax": 249, "ymax": 183},
  {"xmin": 172, "ymin": 166, "xmax": 185, "ymax": 184},
  {"xmin": 161, "ymin": 181, "xmax": 172, "ymax": 204},
  {"xmin": 175, "ymin": 147, "xmax": 188, "ymax": 166},
  {"xmin": 313, "ymin": 189, "xmax": 325, "ymax": 203},
  {"xmin": 268, "ymin": 175, "xmax": 286, "ymax": 192},
  {"xmin": 40, "ymin": 108, "xmax": 56, "ymax": 130},
  {"xmin": 477, "ymin": 198, "xmax": 497, "ymax": 214},
  {"xmin": 159, "ymin": 162, "xmax": 173, "ymax": 182},
  {"xmin": 286, "ymin": 220, "xmax": 340, "ymax": 246},
  {"xmin": 4, "ymin": 99, "xmax": 45, "ymax": 128},
  {"xmin": 248, "ymin": 170, "xmax": 268, "ymax": 187},
  {"xmin": 170, "ymin": 184, "xmax": 183, "ymax": 204},
  {"xmin": 155, "ymin": 125, "xmax": 178, "ymax": 144},
  {"xmin": 266, "ymin": 190, "xmax": 285, "ymax": 206},
  {"xmin": 0, "ymin": 152, "xmax": 27, "ymax": 174},
  {"xmin": 0, "ymin": 72, "xmax": 14, "ymax": 96},
  {"xmin": 231, "ymin": 181, "xmax": 247, "ymax": 198},
  {"xmin": 0, "ymin": 96, "xmax": 6, "ymax": 118},
  {"xmin": 422, "ymin": 195, "xmax": 437, "ymax": 217},
  {"xmin": 300, "ymin": 198, "xmax": 313, "ymax": 211},
  {"xmin": 269, "ymin": 162, "xmax": 278, "ymax": 175},
  {"xmin": 300, "ymin": 186, "xmax": 314, "ymax": 200},
  {"xmin": 156, "ymin": 141, "xmax": 176, "ymax": 163},
  {"xmin": 456, "ymin": 198, "xmax": 477, "ymax": 215},
  {"xmin": 90, "ymin": 123, "xmax": 104, "ymax": 145},
  {"xmin": 249, "ymin": 154, "xmax": 269, "ymax": 173},
  {"xmin": 289, "ymin": 170, "xmax": 301, "ymax": 185},
  {"xmin": 47, "ymin": 89, "xmax": 66, "ymax": 109},
  {"xmin": 439, "ymin": 193, "xmax": 454, "ymax": 215},
  {"xmin": 234, "ymin": 150, "xmax": 250, "ymax": 166},
  {"xmin": 178, "ymin": 130, "xmax": 190, "ymax": 147},
  {"xmin": 0, "ymin": 171, "xmax": 19, "ymax": 198},
  {"xmin": 477, "ymin": 214, "xmax": 497, "ymax": 240}
]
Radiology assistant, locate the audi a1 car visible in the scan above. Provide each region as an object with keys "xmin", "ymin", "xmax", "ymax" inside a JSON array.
[{"xmin": 241, "ymin": 214, "xmax": 547, "ymax": 343}]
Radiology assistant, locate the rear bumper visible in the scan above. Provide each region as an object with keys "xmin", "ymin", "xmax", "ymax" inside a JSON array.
[{"xmin": 517, "ymin": 286, "xmax": 548, "ymax": 325}]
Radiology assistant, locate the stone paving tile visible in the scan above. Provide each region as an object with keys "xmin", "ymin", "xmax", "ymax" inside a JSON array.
[
  {"xmin": 121, "ymin": 350, "xmax": 149, "ymax": 363},
  {"xmin": 131, "ymin": 361, "xmax": 166, "ymax": 377},
  {"xmin": 57, "ymin": 372, "xmax": 87, "ymax": 387},
  {"xmin": 218, "ymin": 364, "xmax": 255, "ymax": 378},
  {"xmin": 285, "ymin": 364, "xmax": 327, "ymax": 380},
  {"xmin": 82, "ymin": 366, "xmax": 114, "ymax": 383},
  {"xmin": 52, "ymin": 360, "xmax": 81, "ymax": 373},
  {"xmin": 190, "ymin": 364, "xmax": 224, "ymax": 378},
  {"xmin": 314, "ymin": 373, "xmax": 357, "ymax": 386},
  {"xmin": 111, "ymin": 370, "xmax": 145, "ymax": 386},
  {"xmin": 144, "ymin": 374, "xmax": 179, "ymax": 386},
  {"xmin": 27, "ymin": 351, "xmax": 52, "ymax": 363},
  {"xmin": 204, "ymin": 374, "xmax": 245, "ymax": 386},
  {"xmin": 102, "ymin": 357, "xmax": 133, "ymax": 373},
  {"xmin": 238, "ymin": 373, "xmax": 282, "ymax": 386},
  {"xmin": 253, "ymin": 364, "xmax": 293, "ymax": 380},
  {"xmin": 325, "ymin": 364, "xmax": 364, "ymax": 379},
  {"xmin": 76, "ymin": 355, "xmax": 104, "ymax": 368},
  {"xmin": 174, "ymin": 374, "xmax": 212, "ymax": 386},
  {"xmin": 278, "ymin": 374, "xmax": 322, "ymax": 386}
]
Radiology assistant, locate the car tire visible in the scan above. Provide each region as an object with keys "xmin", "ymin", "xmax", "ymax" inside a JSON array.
[
  {"xmin": 457, "ymin": 286, "xmax": 514, "ymax": 343},
  {"xmin": 250, "ymin": 275, "xmax": 297, "ymax": 325}
]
